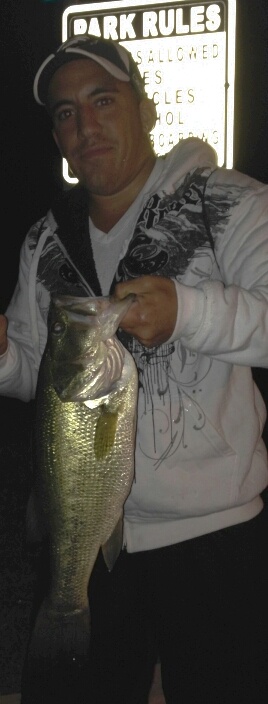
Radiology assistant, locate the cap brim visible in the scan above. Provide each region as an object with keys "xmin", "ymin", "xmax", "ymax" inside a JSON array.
[{"xmin": 34, "ymin": 47, "xmax": 130, "ymax": 106}]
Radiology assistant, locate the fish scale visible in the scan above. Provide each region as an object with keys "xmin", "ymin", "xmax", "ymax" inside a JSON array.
[{"xmin": 26, "ymin": 293, "xmax": 138, "ymax": 672}]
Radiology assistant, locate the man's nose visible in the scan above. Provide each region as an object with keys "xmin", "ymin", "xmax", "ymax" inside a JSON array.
[{"xmin": 77, "ymin": 105, "xmax": 100, "ymax": 137}]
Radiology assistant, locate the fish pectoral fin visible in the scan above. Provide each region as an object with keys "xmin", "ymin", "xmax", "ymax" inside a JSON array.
[
  {"xmin": 94, "ymin": 407, "xmax": 118, "ymax": 459},
  {"xmin": 102, "ymin": 514, "xmax": 123, "ymax": 571}
]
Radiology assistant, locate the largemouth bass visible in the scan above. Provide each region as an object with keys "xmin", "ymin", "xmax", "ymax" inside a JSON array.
[{"xmin": 27, "ymin": 294, "xmax": 138, "ymax": 671}]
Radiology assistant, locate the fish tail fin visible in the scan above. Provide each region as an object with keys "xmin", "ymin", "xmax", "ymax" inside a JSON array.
[{"xmin": 26, "ymin": 598, "xmax": 91, "ymax": 675}]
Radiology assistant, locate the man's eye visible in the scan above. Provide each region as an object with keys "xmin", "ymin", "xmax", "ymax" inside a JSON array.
[
  {"xmin": 56, "ymin": 108, "xmax": 73, "ymax": 122},
  {"xmin": 95, "ymin": 96, "xmax": 113, "ymax": 107}
]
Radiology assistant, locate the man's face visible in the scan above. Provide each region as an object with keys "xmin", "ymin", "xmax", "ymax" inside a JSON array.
[{"xmin": 48, "ymin": 59, "xmax": 154, "ymax": 195}]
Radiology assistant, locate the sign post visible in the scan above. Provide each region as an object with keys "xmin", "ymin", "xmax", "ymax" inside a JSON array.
[{"xmin": 62, "ymin": 0, "xmax": 236, "ymax": 183}]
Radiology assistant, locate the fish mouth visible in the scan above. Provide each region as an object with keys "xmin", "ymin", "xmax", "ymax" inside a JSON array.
[
  {"xmin": 49, "ymin": 294, "xmax": 136, "ymax": 402},
  {"xmin": 53, "ymin": 295, "xmax": 111, "ymax": 316},
  {"xmin": 52, "ymin": 294, "xmax": 135, "ymax": 342},
  {"xmin": 53, "ymin": 294, "xmax": 135, "ymax": 320}
]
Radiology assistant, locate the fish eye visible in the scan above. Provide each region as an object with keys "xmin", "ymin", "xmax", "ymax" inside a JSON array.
[{"xmin": 51, "ymin": 321, "xmax": 65, "ymax": 336}]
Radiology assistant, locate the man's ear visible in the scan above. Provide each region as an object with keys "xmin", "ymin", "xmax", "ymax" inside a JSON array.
[{"xmin": 139, "ymin": 98, "xmax": 157, "ymax": 134}]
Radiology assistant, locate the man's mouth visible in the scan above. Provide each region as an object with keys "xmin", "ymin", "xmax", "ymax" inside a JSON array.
[{"xmin": 78, "ymin": 143, "xmax": 113, "ymax": 160}]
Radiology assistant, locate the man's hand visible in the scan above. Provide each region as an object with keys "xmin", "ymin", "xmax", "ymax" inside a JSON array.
[
  {"xmin": 113, "ymin": 276, "xmax": 177, "ymax": 347},
  {"xmin": 0, "ymin": 314, "xmax": 8, "ymax": 355}
]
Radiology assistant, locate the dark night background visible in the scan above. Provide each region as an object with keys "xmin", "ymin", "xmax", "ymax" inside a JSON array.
[
  {"xmin": 1, "ymin": 0, "xmax": 268, "ymax": 311},
  {"xmin": 0, "ymin": 0, "xmax": 268, "ymax": 696}
]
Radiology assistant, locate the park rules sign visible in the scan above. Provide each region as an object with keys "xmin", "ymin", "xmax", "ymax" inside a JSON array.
[{"xmin": 62, "ymin": 0, "xmax": 236, "ymax": 183}]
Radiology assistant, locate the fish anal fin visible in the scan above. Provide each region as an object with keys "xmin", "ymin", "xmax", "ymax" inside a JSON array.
[
  {"xmin": 102, "ymin": 515, "xmax": 123, "ymax": 571},
  {"xmin": 94, "ymin": 407, "xmax": 118, "ymax": 459}
]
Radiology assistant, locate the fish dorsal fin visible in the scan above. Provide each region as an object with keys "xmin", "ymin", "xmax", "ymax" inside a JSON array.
[{"xmin": 101, "ymin": 515, "xmax": 123, "ymax": 571}]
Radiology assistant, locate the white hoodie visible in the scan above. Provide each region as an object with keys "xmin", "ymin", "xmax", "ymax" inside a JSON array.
[{"xmin": 1, "ymin": 138, "xmax": 268, "ymax": 551}]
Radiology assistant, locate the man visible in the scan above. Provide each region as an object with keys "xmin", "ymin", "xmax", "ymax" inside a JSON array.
[{"xmin": 1, "ymin": 35, "xmax": 268, "ymax": 703}]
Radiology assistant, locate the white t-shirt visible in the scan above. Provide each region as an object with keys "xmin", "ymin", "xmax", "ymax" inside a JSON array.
[{"xmin": 89, "ymin": 159, "xmax": 165, "ymax": 294}]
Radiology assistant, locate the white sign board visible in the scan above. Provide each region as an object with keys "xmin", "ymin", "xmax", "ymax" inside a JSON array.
[{"xmin": 62, "ymin": 0, "xmax": 236, "ymax": 182}]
